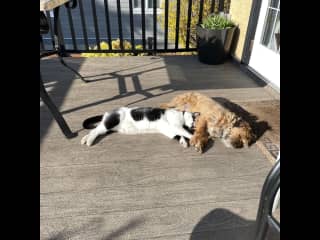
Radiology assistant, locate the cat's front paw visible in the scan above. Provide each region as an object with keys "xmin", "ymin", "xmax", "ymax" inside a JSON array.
[
  {"xmin": 179, "ymin": 137, "xmax": 189, "ymax": 148},
  {"xmin": 81, "ymin": 134, "xmax": 89, "ymax": 145},
  {"xmin": 81, "ymin": 134, "xmax": 94, "ymax": 146}
]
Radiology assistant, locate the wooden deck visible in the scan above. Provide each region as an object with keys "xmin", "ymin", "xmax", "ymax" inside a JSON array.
[{"xmin": 40, "ymin": 56, "xmax": 279, "ymax": 240}]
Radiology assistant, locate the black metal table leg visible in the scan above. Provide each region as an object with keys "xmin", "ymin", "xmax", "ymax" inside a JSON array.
[
  {"xmin": 53, "ymin": 5, "xmax": 87, "ymax": 83},
  {"xmin": 40, "ymin": 73, "xmax": 77, "ymax": 139}
]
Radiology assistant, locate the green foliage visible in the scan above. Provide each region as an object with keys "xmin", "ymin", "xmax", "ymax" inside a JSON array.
[
  {"xmin": 158, "ymin": 0, "xmax": 233, "ymax": 48},
  {"xmin": 200, "ymin": 14, "xmax": 235, "ymax": 30}
]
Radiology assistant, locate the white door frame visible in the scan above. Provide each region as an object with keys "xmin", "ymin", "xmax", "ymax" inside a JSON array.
[{"xmin": 248, "ymin": 0, "xmax": 280, "ymax": 91}]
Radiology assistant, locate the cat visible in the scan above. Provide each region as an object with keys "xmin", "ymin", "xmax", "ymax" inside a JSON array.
[{"xmin": 81, "ymin": 107, "xmax": 200, "ymax": 147}]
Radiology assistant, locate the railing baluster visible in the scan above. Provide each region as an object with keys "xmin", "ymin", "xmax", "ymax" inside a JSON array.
[
  {"xmin": 153, "ymin": 0, "xmax": 157, "ymax": 52},
  {"xmin": 186, "ymin": 0, "xmax": 193, "ymax": 49},
  {"xmin": 141, "ymin": 0, "xmax": 146, "ymax": 50},
  {"xmin": 46, "ymin": 0, "xmax": 211, "ymax": 54},
  {"xmin": 91, "ymin": 0, "xmax": 101, "ymax": 50},
  {"xmin": 199, "ymin": 0, "xmax": 204, "ymax": 24},
  {"xmin": 129, "ymin": 0, "xmax": 135, "ymax": 51},
  {"xmin": 211, "ymin": 0, "xmax": 216, "ymax": 13},
  {"xmin": 219, "ymin": 0, "xmax": 225, "ymax": 12},
  {"xmin": 175, "ymin": 0, "xmax": 181, "ymax": 50},
  {"xmin": 78, "ymin": 0, "xmax": 89, "ymax": 50},
  {"xmin": 57, "ymin": 14, "xmax": 66, "ymax": 52},
  {"xmin": 116, "ymin": 0, "xmax": 124, "ymax": 50},
  {"xmin": 40, "ymin": 35, "xmax": 45, "ymax": 51},
  {"xmin": 104, "ymin": 0, "xmax": 112, "ymax": 50},
  {"xmin": 164, "ymin": 0, "xmax": 169, "ymax": 50},
  {"xmin": 45, "ymin": 11, "xmax": 55, "ymax": 50},
  {"xmin": 61, "ymin": 48, "xmax": 197, "ymax": 55},
  {"xmin": 66, "ymin": 7, "xmax": 77, "ymax": 50}
]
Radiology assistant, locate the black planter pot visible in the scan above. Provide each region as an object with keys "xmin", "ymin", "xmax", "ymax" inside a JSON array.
[{"xmin": 196, "ymin": 25, "xmax": 236, "ymax": 65}]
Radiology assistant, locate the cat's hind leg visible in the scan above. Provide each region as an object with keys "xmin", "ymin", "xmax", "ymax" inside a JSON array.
[
  {"xmin": 81, "ymin": 111, "xmax": 120, "ymax": 146},
  {"xmin": 81, "ymin": 123, "xmax": 108, "ymax": 146}
]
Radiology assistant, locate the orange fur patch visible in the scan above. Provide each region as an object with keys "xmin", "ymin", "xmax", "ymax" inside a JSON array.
[{"xmin": 160, "ymin": 92, "xmax": 255, "ymax": 152}]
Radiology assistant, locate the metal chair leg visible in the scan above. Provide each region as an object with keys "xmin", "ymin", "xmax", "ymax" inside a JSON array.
[
  {"xmin": 58, "ymin": 55, "xmax": 88, "ymax": 82},
  {"xmin": 40, "ymin": 73, "xmax": 77, "ymax": 139},
  {"xmin": 255, "ymin": 160, "xmax": 280, "ymax": 240},
  {"xmin": 53, "ymin": 6, "xmax": 87, "ymax": 83}
]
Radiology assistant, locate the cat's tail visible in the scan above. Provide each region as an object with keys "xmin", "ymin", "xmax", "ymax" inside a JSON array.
[{"xmin": 82, "ymin": 115, "xmax": 103, "ymax": 129}]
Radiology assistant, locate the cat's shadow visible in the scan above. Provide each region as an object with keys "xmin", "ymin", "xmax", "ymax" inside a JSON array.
[{"xmin": 90, "ymin": 132, "xmax": 215, "ymax": 153}]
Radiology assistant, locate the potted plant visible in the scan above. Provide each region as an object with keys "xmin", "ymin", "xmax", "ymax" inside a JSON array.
[{"xmin": 196, "ymin": 14, "xmax": 236, "ymax": 65}]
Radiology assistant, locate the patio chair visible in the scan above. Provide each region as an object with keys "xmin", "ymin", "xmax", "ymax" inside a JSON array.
[
  {"xmin": 40, "ymin": 10, "xmax": 77, "ymax": 138},
  {"xmin": 40, "ymin": 1, "xmax": 86, "ymax": 81},
  {"xmin": 255, "ymin": 154, "xmax": 280, "ymax": 240}
]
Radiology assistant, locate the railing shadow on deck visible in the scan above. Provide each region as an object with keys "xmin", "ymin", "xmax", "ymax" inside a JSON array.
[
  {"xmin": 58, "ymin": 55, "xmax": 267, "ymax": 116},
  {"xmin": 41, "ymin": 55, "xmax": 268, "ymax": 143}
]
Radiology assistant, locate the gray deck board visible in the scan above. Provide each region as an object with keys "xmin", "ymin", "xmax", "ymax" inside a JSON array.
[{"xmin": 40, "ymin": 56, "xmax": 278, "ymax": 240}]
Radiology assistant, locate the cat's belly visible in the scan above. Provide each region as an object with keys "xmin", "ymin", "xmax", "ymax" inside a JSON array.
[
  {"xmin": 117, "ymin": 120, "xmax": 160, "ymax": 134},
  {"xmin": 119, "ymin": 129, "xmax": 159, "ymax": 134},
  {"xmin": 118, "ymin": 128, "xmax": 159, "ymax": 135}
]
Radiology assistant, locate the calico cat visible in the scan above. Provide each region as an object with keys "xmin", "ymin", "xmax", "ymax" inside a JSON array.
[{"xmin": 81, "ymin": 107, "xmax": 200, "ymax": 147}]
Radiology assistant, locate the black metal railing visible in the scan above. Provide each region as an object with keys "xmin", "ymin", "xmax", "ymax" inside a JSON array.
[{"xmin": 40, "ymin": 0, "xmax": 230, "ymax": 54}]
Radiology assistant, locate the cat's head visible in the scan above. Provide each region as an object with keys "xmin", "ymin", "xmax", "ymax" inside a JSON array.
[{"xmin": 183, "ymin": 112, "xmax": 201, "ymax": 129}]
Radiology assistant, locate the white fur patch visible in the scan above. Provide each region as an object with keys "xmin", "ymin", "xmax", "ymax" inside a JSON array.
[{"xmin": 82, "ymin": 107, "xmax": 195, "ymax": 147}]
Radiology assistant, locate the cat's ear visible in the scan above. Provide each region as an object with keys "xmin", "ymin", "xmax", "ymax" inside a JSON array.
[{"xmin": 193, "ymin": 112, "xmax": 201, "ymax": 117}]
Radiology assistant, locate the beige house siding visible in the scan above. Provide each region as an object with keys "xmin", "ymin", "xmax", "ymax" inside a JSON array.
[{"xmin": 229, "ymin": 0, "xmax": 253, "ymax": 61}]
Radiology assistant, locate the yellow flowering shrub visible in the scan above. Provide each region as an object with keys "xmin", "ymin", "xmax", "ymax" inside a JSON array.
[{"xmin": 81, "ymin": 39, "xmax": 145, "ymax": 57}]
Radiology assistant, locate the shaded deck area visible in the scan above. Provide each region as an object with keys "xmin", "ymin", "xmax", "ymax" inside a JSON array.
[{"xmin": 40, "ymin": 56, "xmax": 279, "ymax": 240}]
